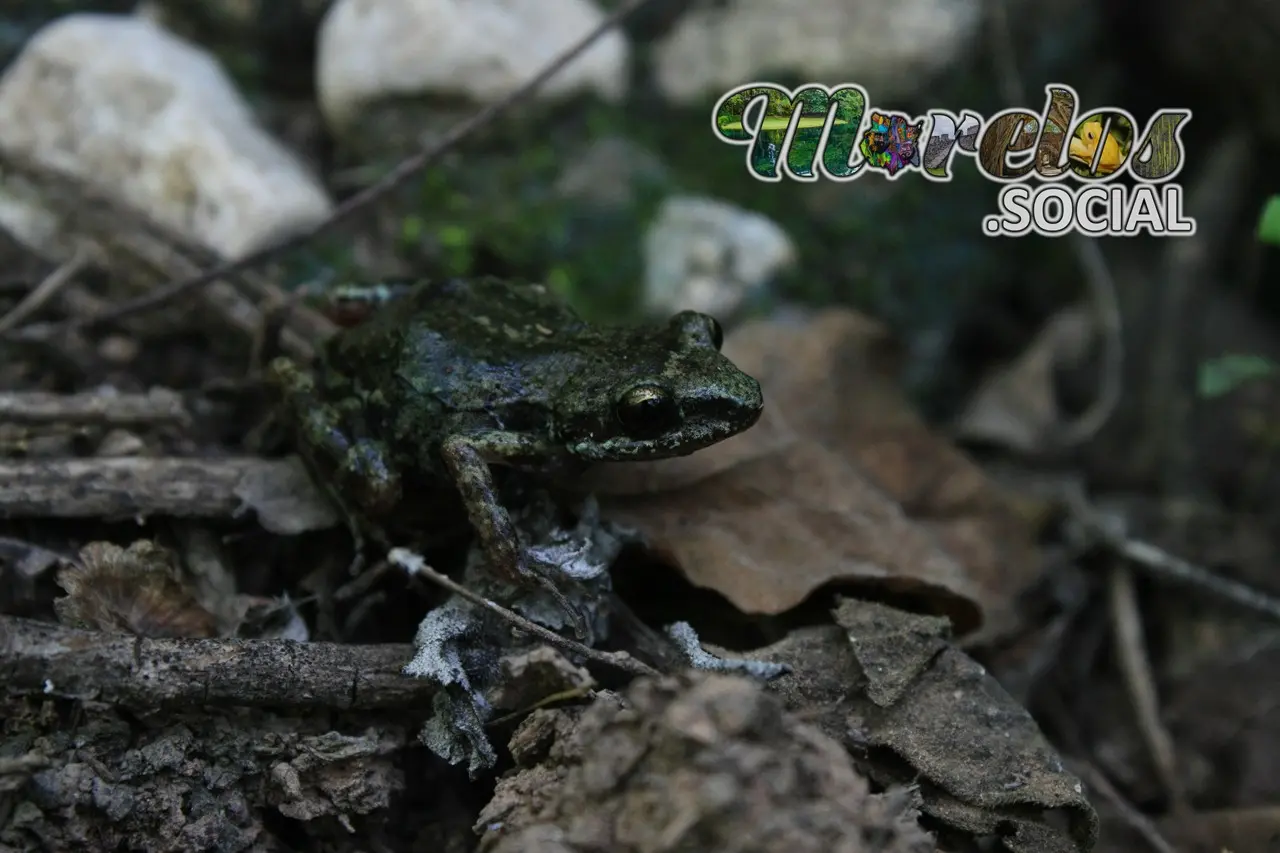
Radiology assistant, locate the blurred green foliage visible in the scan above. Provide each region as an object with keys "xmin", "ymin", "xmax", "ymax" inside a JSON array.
[
  {"xmin": 1198, "ymin": 354, "xmax": 1278, "ymax": 399},
  {"xmin": 1257, "ymin": 195, "xmax": 1280, "ymax": 246}
]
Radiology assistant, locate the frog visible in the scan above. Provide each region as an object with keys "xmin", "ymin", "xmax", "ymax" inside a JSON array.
[{"xmin": 267, "ymin": 276, "xmax": 764, "ymax": 633}]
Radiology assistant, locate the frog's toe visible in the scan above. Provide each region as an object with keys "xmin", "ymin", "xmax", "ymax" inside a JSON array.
[
  {"xmin": 551, "ymin": 590, "xmax": 590, "ymax": 639},
  {"xmin": 565, "ymin": 603, "xmax": 589, "ymax": 640},
  {"xmin": 345, "ymin": 445, "xmax": 402, "ymax": 514},
  {"xmin": 522, "ymin": 560, "xmax": 589, "ymax": 639},
  {"xmin": 526, "ymin": 539, "xmax": 593, "ymax": 577}
]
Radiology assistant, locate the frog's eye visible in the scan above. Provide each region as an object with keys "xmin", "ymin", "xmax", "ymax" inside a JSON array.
[
  {"xmin": 616, "ymin": 384, "xmax": 681, "ymax": 438},
  {"xmin": 670, "ymin": 310, "xmax": 723, "ymax": 351},
  {"xmin": 707, "ymin": 316, "xmax": 724, "ymax": 351}
]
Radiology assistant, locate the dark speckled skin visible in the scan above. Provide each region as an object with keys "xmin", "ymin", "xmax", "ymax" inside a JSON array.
[{"xmin": 269, "ymin": 277, "xmax": 764, "ymax": 627}]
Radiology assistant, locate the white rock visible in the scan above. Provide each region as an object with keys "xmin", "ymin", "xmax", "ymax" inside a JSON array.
[
  {"xmin": 643, "ymin": 196, "xmax": 796, "ymax": 319},
  {"xmin": 0, "ymin": 180, "xmax": 70, "ymax": 261},
  {"xmin": 653, "ymin": 0, "xmax": 981, "ymax": 106},
  {"xmin": 317, "ymin": 0, "xmax": 630, "ymax": 132},
  {"xmin": 0, "ymin": 13, "xmax": 332, "ymax": 260}
]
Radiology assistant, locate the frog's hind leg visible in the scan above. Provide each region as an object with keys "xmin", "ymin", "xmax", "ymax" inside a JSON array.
[
  {"xmin": 306, "ymin": 451, "xmax": 389, "ymax": 577},
  {"xmin": 268, "ymin": 357, "xmax": 402, "ymax": 575}
]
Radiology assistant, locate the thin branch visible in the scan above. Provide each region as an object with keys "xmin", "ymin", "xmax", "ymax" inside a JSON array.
[
  {"xmin": 1071, "ymin": 759, "xmax": 1179, "ymax": 853},
  {"xmin": 987, "ymin": 0, "xmax": 1124, "ymax": 447},
  {"xmin": 0, "ymin": 389, "xmax": 189, "ymax": 426},
  {"xmin": 0, "ymin": 456, "xmax": 335, "ymax": 531},
  {"xmin": 1114, "ymin": 531, "xmax": 1280, "ymax": 621},
  {"xmin": 3, "ymin": 0, "xmax": 653, "ymax": 340},
  {"xmin": 1056, "ymin": 239, "xmax": 1123, "ymax": 446},
  {"xmin": 0, "ymin": 615, "xmax": 434, "ymax": 710},
  {"xmin": 1066, "ymin": 488, "xmax": 1280, "ymax": 623},
  {"xmin": 389, "ymin": 548, "xmax": 661, "ymax": 678},
  {"xmin": 1107, "ymin": 564, "xmax": 1186, "ymax": 812},
  {"xmin": 0, "ymin": 247, "xmax": 92, "ymax": 334}
]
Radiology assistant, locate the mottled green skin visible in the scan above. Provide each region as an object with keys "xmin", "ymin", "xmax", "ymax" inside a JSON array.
[{"xmin": 269, "ymin": 277, "xmax": 764, "ymax": 625}]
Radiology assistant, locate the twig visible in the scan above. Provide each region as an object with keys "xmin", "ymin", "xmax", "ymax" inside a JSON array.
[
  {"xmin": 0, "ymin": 753, "xmax": 52, "ymax": 776},
  {"xmin": 389, "ymin": 548, "xmax": 661, "ymax": 678},
  {"xmin": 0, "ymin": 247, "xmax": 92, "ymax": 334},
  {"xmin": 987, "ymin": 0, "xmax": 1124, "ymax": 448},
  {"xmin": 6, "ymin": 0, "xmax": 654, "ymax": 339},
  {"xmin": 0, "ymin": 456, "xmax": 332, "ymax": 527},
  {"xmin": 1055, "ymin": 241, "xmax": 1123, "ymax": 446},
  {"xmin": 0, "ymin": 615, "xmax": 434, "ymax": 710},
  {"xmin": 1071, "ymin": 759, "xmax": 1179, "ymax": 853},
  {"xmin": 1116, "ymin": 535, "xmax": 1280, "ymax": 622},
  {"xmin": 1066, "ymin": 488, "xmax": 1280, "ymax": 622},
  {"xmin": 487, "ymin": 686, "xmax": 596, "ymax": 727},
  {"xmin": 1107, "ymin": 564, "xmax": 1187, "ymax": 813},
  {"xmin": 0, "ymin": 389, "xmax": 189, "ymax": 426}
]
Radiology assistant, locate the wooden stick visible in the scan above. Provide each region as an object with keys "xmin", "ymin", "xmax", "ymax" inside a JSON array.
[
  {"xmin": 1, "ymin": 616, "xmax": 432, "ymax": 711},
  {"xmin": 0, "ymin": 456, "xmax": 325, "ymax": 523},
  {"xmin": 0, "ymin": 389, "xmax": 189, "ymax": 426}
]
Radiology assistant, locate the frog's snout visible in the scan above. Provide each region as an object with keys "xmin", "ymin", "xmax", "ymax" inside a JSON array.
[
  {"xmin": 743, "ymin": 373, "xmax": 765, "ymax": 412},
  {"xmin": 691, "ymin": 375, "xmax": 763, "ymax": 434},
  {"xmin": 731, "ymin": 381, "xmax": 765, "ymax": 428},
  {"xmin": 747, "ymin": 389, "xmax": 765, "ymax": 424}
]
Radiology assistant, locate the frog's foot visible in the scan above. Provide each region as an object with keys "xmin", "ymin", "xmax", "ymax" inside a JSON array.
[
  {"xmin": 526, "ymin": 538, "xmax": 594, "ymax": 579},
  {"xmin": 316, "ymin": 467, "xmax": 387, "ymax": 576},
  {"xmin": 519, "ymin": 553, "xmax": 590, "ymax": 639}
]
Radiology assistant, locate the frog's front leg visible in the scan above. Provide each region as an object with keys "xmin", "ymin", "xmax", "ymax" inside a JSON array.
[
  {"xmin": 269, "ymin": 357, "xmax": 402, "ymax": 571},
  {"xmin": 439, "ymin": 432, "xmax": 586, "ymax": 636}
]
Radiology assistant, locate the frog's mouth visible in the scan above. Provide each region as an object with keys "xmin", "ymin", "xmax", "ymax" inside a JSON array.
[
  {"xmin": 571, "ymin": 399, "xmax": 764, "ymax": 462},
  {"xmin": 676, "ymin": 406, "xmax": 764, "ymax": 451}
]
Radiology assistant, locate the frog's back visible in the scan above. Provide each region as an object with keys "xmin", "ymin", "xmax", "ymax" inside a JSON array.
[
  {"xmin": 327, "ymin": 277, "xmax": 590, "ymax": 418},
  {"xmin": 402, "ymin": 278, "xmax": 583, "ymax": 344}
]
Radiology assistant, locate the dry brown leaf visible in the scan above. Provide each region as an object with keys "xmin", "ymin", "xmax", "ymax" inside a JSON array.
[
  {"xmin": 589, "ymin": 308, "xmax": 1046, "ymax": 640},
  {"xmin": 952, "ymin": 305, "xmax": 1097, "ymax": 453},
  {"xmin": 55, "ymin": 540, "xmax": 219, "ymax": 638},
  {"xmin": 755, "ymin": 619, "xmax": 1097, "ymax": 852},
  {"xmin": 234, "ymin": 455, "xmax": 340, "ymax": 535}
]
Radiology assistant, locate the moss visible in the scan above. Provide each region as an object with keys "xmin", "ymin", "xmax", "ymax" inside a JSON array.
[{"xmin": 331, "ymin": 97, "xmax": 673, "ymax": 324}]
